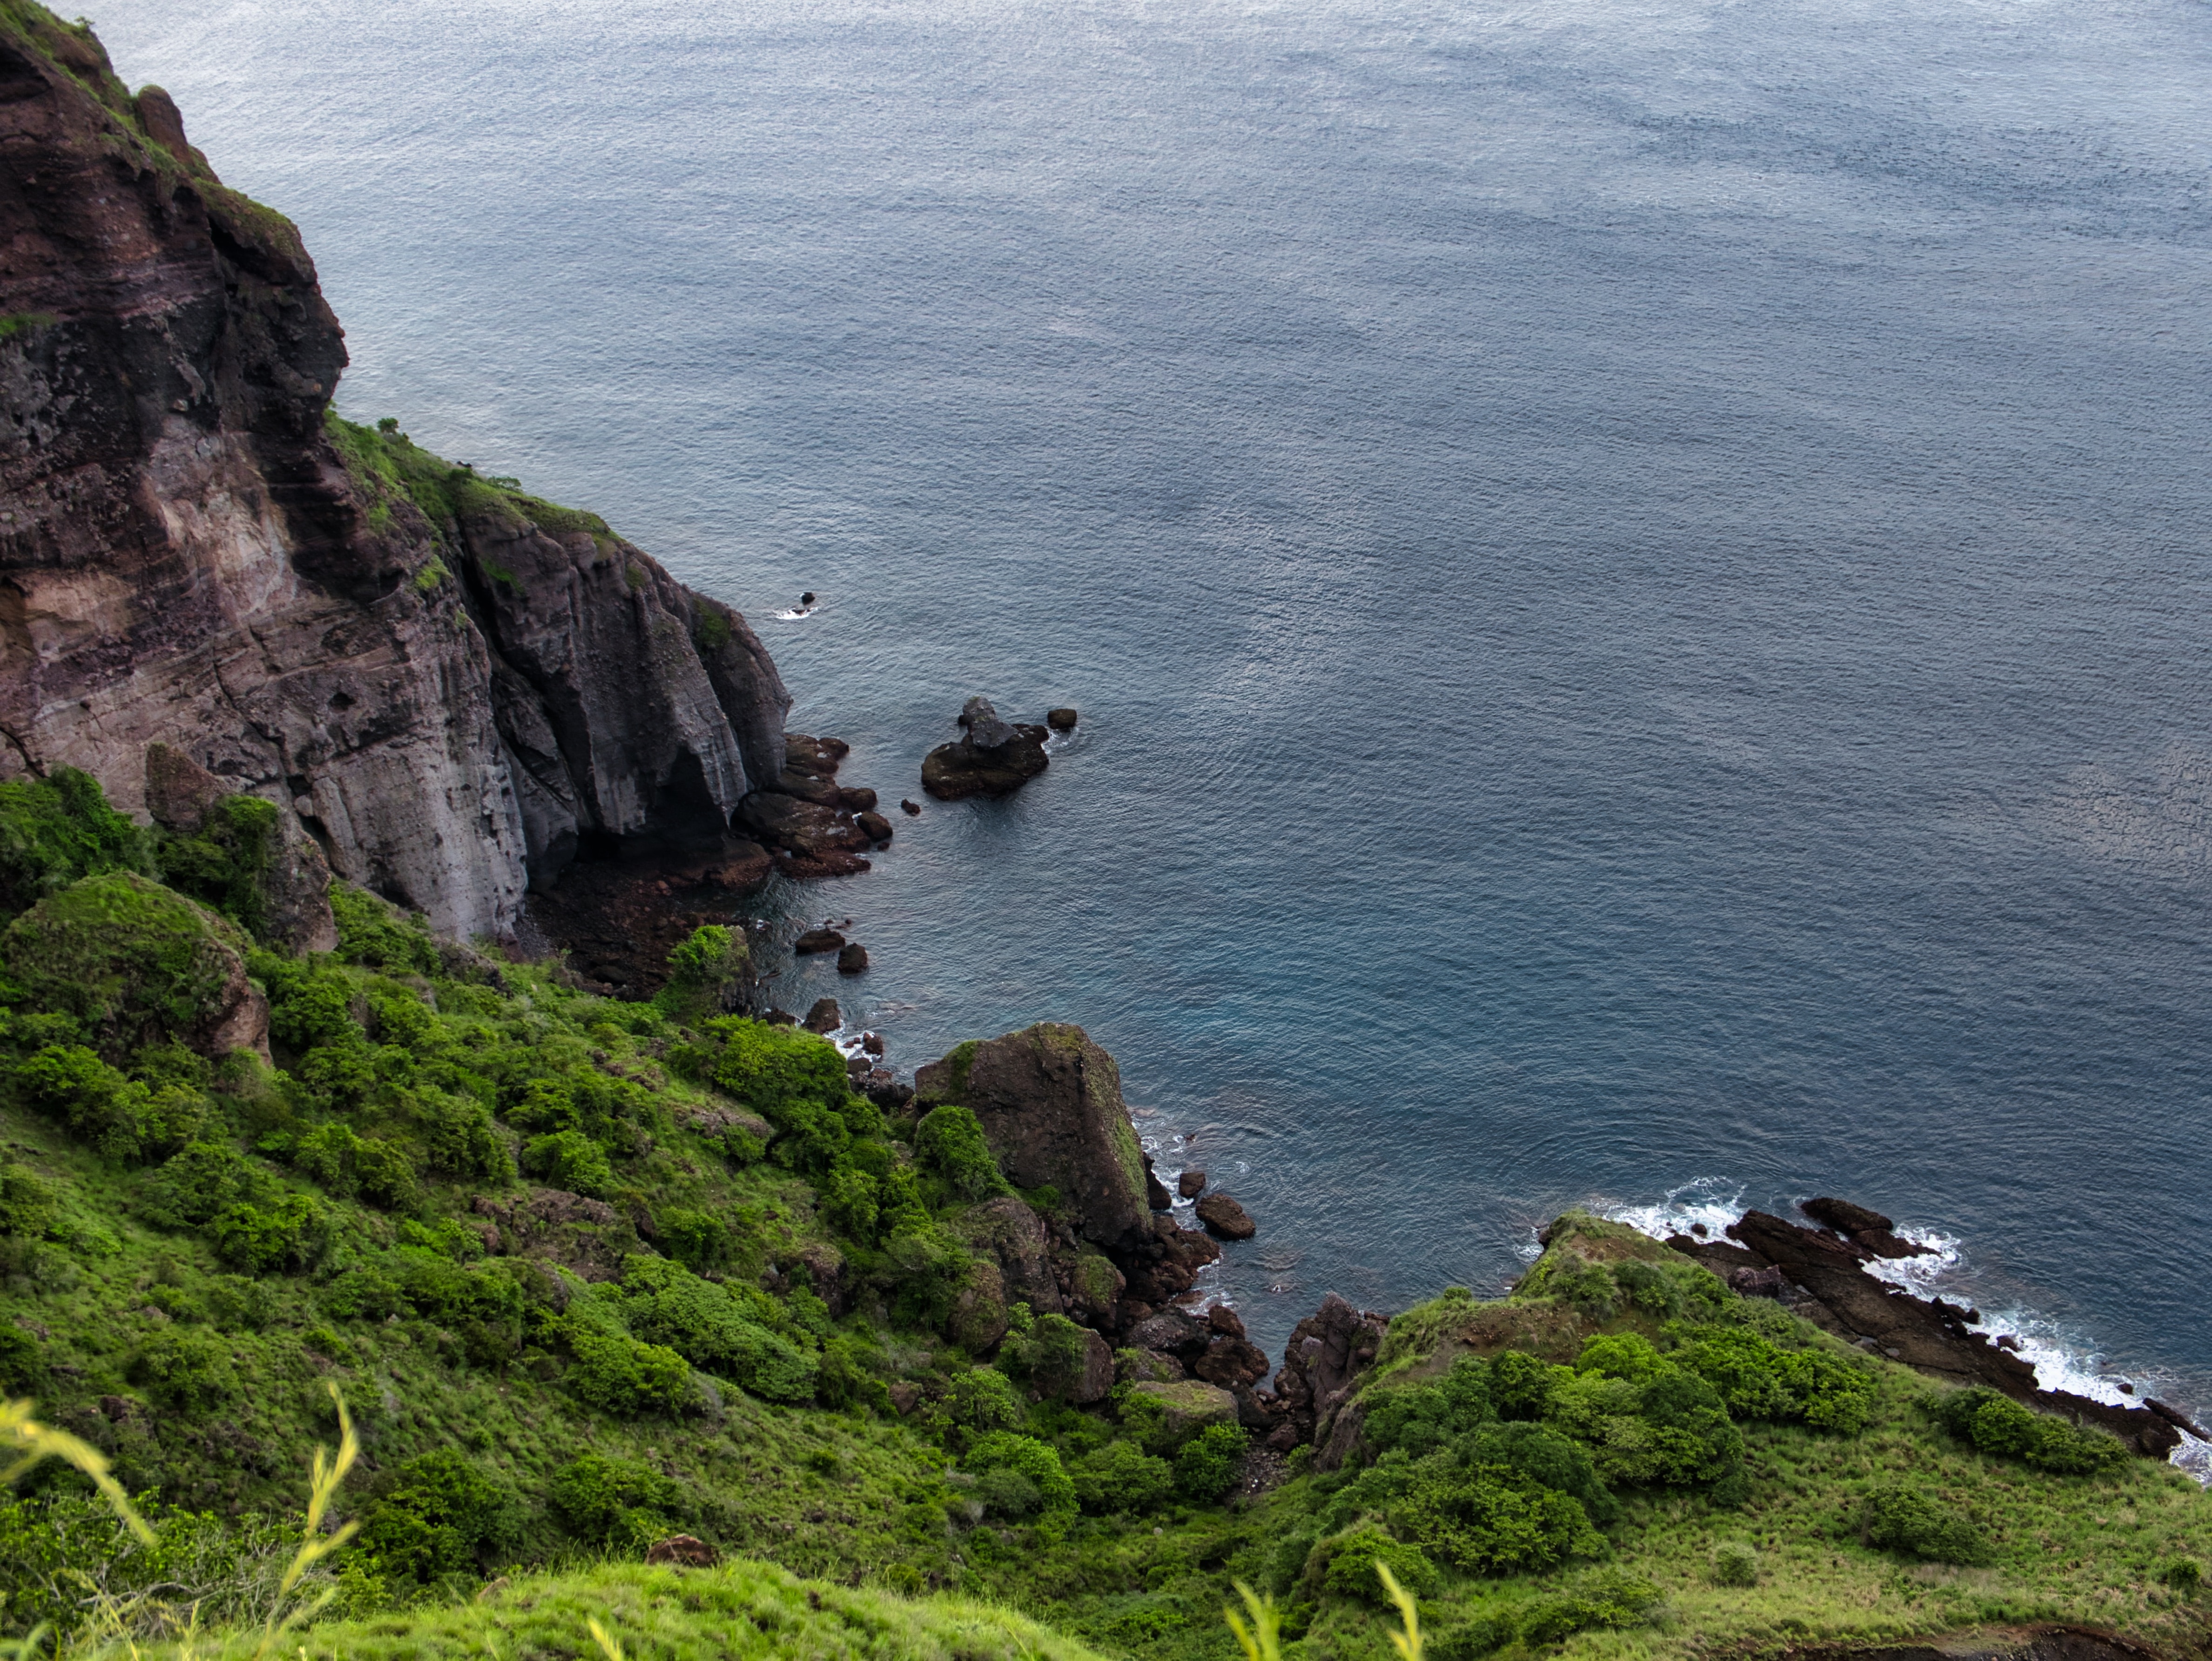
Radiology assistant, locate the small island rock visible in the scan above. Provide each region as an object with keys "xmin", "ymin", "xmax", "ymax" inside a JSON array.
[
  {"xmin": 921, "ymin": 695, "xmax": 1051, "ymax": 800},
  {"xmin": 1178, "ymin": 1169, "xmax": 1207, "ymax": 1199},
  {"xmin": 803, "ymin": 997, "xmax": 841, "ymax": 1033},
  {"xmin": 836, "ymin": 943, "xmax": 869, "ymax": 974},
  {"xmin": 1046, "ymin": 707, "xmax": 1079, "ymax": 731},
  {"xmin": 794, "ymin": 928, "xmax": 845, "ymax": 955},
  {"xmin": 1196, "ymin": 1192, "xmax": 1256, "ymax": 1241}
]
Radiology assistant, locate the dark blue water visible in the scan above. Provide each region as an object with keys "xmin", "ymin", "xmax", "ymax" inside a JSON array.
[{"xmin": 94, "ymin": 0, "xmax": 2212, "ymax": 1429}]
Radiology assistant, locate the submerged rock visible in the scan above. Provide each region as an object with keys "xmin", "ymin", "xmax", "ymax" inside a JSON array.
[{"xmin": 794, "ymin": 927, "xmax": 845, "ymax": 954}]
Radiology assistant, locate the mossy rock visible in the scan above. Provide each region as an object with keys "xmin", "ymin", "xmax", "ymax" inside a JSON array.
[
  {"xmin": 1128, "ymin": 1378, "xmax": 1239, "ymax": 1447},
  {"xmin": 1, "ymin": 871, "xmax": 263, "ymax": 1057}
]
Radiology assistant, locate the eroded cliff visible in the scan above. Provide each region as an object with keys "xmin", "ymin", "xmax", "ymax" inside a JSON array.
[{"xmin": 0, "ymin": 5, "xmax": 788, "ymax": 943}]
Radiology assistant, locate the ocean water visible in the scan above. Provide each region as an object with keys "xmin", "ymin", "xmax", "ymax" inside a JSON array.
[{"xmin": 91, "ymin": 0, "xmax": 2212, "ymax": 1420}]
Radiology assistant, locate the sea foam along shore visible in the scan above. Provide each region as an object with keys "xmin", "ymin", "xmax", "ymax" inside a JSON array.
[{"xmin": 1603, "ymin": 1177, "xmax": 2212, "ymax": 1483}]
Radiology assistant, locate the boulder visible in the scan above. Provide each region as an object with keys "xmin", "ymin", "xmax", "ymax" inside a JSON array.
[
  {"xmin": 956, "ymin": 1195, "xmax": 1065, "ymax": 1317},
  {"xmin": 1130, "ymin": 1379, "xmax": 1239, "ymax": 1445},
  {"xmin": 921, "ymin": 697, "xmax": 1051, "ymax": 801},
  {"xmin": 856, "ymin": 810, "xmax": 893, "ymax": 842},
  {"xmin": 802, "ymin": 997, "xmax": 841, "ymax": 1033},
  {"xmin": 862, "ymin": 1031, "xmax": 886, "ymax": 1057},
  {"xmin": 1126, "ymin": 1349, "xmax": 1185, "ymax": 1383},
  {"xmin": 1178, "ymin": 1169, "xmax": 1207, "ymax": 1200},
  {"xmin": 888, "ymin": 1381, "xmax": 922, "ymax": 1416},
  {"xmin": 948, "ymin": 1258, "xmax": 1010, "ymax": 1352},
  {"xmin": 1196, "ymin": 1192, "xmax": 1256, "ymax": 1241},
  {"xmin": 1206, "ymin": 1303, "xmax": 1246, "ymax": 1338},
  {"xmin": 913, "ymin": 1023, "xmax": 1151, "ymax": 1251},
  {"xmin": 794, "ymin": 928, "xmax": 845, "ymax": 954},
  {"xmin": 1072, "ymin": 1330, "xmax": 1117, "ymax": 1404},
  {"xmin": 1129, "ymin": 1308, "xmax": 1210, "ymax": 1359},
  {"xmin": 145, "ymin": 743, "xmax": 338, "ymax": 955},
  {"xmin": 783, "ymin": 734, "xmax": 847, "ymax": 776},
  {"xmin": 900, "ymin": 799, "xmax": 922, "ymax": 816},
  {"xmin": 1144, "ymin": 1154, "xmax": 1174, "ymax": 1212},
  {"xmin": 1799, "ymin": 1195, "xmax": 1930, "ymax": 1261},
  {"xmin": 839, "ymin": 787, "xmax": 879, "ymax": 812},
  {"xmin": 644, "ymin": 1535, "xmax": 719, "ymax": 1568},
  {"xmin": 836, "ymin": 942, "xmax": 869, "ymax": 974},
  {"xmin": 1272, "ymin": 1292, "xmax": 1389, "ymax": 1454},
  {"xmin": 1194, "ymin": 1335, "xmax": 1271, "ymax": 1389},
  {"xmin": 1119, "ymin": 1217, "xmax": 1221, "ymax": 1305},
  {"xmin": 1046, "ymin": 707, "xmax": 1079, "ymax": 732},
  {"xmin": 736, "ymin": 791, "xmax": 870, "ymax": 858},
  {"xmin": 771, "ymin": 768, "xmax": 844, "ymax": 806}
]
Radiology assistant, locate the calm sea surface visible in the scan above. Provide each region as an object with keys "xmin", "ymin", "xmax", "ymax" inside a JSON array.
[{"xmin": 92, "ymin": 0, "xmax": 2212, "ymax": 1420}]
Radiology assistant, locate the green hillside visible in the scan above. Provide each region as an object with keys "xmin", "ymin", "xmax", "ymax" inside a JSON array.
[{"xmin": 1, "ymin": 767, "xmax": 2207, "ymax": 1661}]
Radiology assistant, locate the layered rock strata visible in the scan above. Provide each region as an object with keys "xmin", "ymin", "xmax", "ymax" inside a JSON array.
[{"xmin": 0, "ymin": 15, "xmax": 789, "ymax": 942}]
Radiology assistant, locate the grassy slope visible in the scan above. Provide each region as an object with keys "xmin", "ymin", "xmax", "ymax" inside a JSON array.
[{"xmin": 0, "ymin": 763, "xmax": 2204, "ymax": 1661}]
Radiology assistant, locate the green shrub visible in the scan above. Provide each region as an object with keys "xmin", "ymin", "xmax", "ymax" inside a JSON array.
[
  {"xmin": 566, "ymin": 1324, "xmax": 692, "ymax": 1415},
  {"xmin": 1000, "ymin": 1310, "xmax": 1093, "ymax": 1400},
  {"xmin": 820, "ymin": 1157, "xmax": 881, "ymax": 1241},
  {"xmin": 139, "ymin": 1140, "xmax": 273, "ymax": 1229},
  {"xmin": 657, "ymin": 925, "xmax": 747, "ymax": 1023},
  {"xmin": 1173, "ymin": 1421, "xmax": 1248, "ymax": 1501},
  {"xmin": 1457, "ymin": 1421, "xmax": 1618, "ymax": 1525},
  {"xmin": 154, "ymin": 795, "xmax": 278, "ymax": 939},
  {"xmin": 614, "ymin": 1257, "xmax": 817, "ymax": 1403},
  {"xmin": 913, "ymin": 1103, "xmax": 1009, "ymax": 1201},
  {"xmin": 2159, "ymin": 1556, "xmax": 2204, "ymax": 1594},
  {"xmin": 264, "ymin": 970, "xmax": 361, "ymax": 1050},
  {"xmin": 549, "ymin": 1453, "xmax": 680, "ymax": 1547},
  {"xmin": 0, "ymin": 766, "xmax": 149, "ymax": 918},
  {"xmin": 0, "ymin": 1324, "xmax": 44, "ymax": 1392},
  {"xmin": 964, "ymin": 1431, "xmax": 1076, "ymax": 1518},
  {"xmin": 1574, "ymin": 1332, "xmax": 1669, "ymax": 1381},
  {"xmin": 1545, "ymin": 1364, "xmax": 1743, "ymax": 1491},
  {"xmin": 1671, "ymin": 1325, "xmax": 1875, "ymax": 1434},
  {"xmin": 358, "ymin": 1449, "xmax": 520, "ymax": 1582},
  {"xmin": 2, "ymin": 873, "xmax": 248, "ymax": 1056},
  {"xmin": 1862, "ymin": 1483, "xmax": 1993, "ymax": 1565},
  {"xmin": 293, "ymin": 1123, "xmax": 421, "ymax": 1210},
  {"xmin": 1712, "ymin": 1538, "xmax": 1759, "ymax": 1586},
  {"xmin": 209, "ymin": 1193, "xmax": 329, "ymax": 1273},
  {"xmin": 698, "ymin": 1017, "xmax": 849, "ymax": 1122},
  {"xmin": 328, "ymin": 884, "xmax": 440, "ymax": 973},
  {"xmin": 1366, "ymin": 1356, "xmax": 1495, "ymax": 1458},
  {"xmin": 129, "ymin": 1326, "xmax": 237, "ymax": 1410},
  {"xmin": 937, "ymin": 1367, "xmax": 1022, "ymax": 1443},
  {"xmin": 1513, "ymin": 1568, "xmax": 1664, "ymax": 1644},
  {"xmin": 1933, "ymin": 1386, "xmax": 2130, "ymax": 1476},
  {"xmin": 1390, "ymin": 1465, "xmax": 1605, "ymax": 1574},
  {"xmin": 1310, "ymin": 1523, "xmax": 1440, "ymax": 1604},
  {"xmin": 1489, "ymin": 1349, "xmax": 1560, "ymax": 1420},
  {"xmin": 0, "ymin": 1163, "xmax": 58, "ymax": 1237},
  {"xmin": 522, "ymin": 1129, "xmax": 616, "ymax": 1198},
  {"xmin": 660, "ymin": 1207, "xmax": 730, "ymax": 1270},
  {"xmin": 407, "ymin": 1086, "xmax": 513, "ymax": 1183},
  {"xmin": 1068, "ymin": 1439, "xmax": 1174, "ymax": 1514},
  {"xmin": 13, "ymin": 1043, "xmax": 204, "ymax": 1161}
]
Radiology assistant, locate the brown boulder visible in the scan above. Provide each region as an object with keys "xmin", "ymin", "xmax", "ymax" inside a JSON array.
[
  {"xmin": 1072, "ymin": 1330, "xmax": 1117, "ymax": 1404},
  {"xmin": 644, "ymin": 1535, "xmax": 719, "ymax": 1568},
  {"xmin": 1206, "ymin": 1303, "xmax": 1247, "ymax": 1338},
  {"xmin": 921, "ymin": 698, "xmax": 1051, "ymax": 800},
  {"xmin": 1046, "ymin": 707, "xmax": 1079, "ymax": 732},
  {"xmin": 839, "ymin": 787, "xmax": 879, "ymax": 812},
  {"xmin": 914, "ymin": 1024, "xmax": 1151, "ymax": 1251},
  {"xmin": 1272, "ymin": 1292, "xmax": 1389, "ymax": 1456},
  {"xmin": 956, "ymin": 1195, "xmax": 1065, "ymax": 1317},
  {"xmin": 1194, "ymin": 1336, "xmax": 1271, "ymax": 1389},
  {"xmin": 803, "ymin": 997, "xmax": 841, "ymax": 1033},
  {"xmin": 856, "ymin": 810, "xmax": 893, "ymax": 842},
  {"xmin": 836, "ymin": 943, "xmax": 869, "ymax": 974},
  {"xmin": 1196, "ymin": 1192, "xmax": 1256, "ymax": 1241},
  {"xmin": 794, "ymin": 928, "xmax": 845, "ymax": 954},
  {"xmin": 1178, "ymin": 1169, "xmax": 1207, "ymax": 1199},
  {"xmin": 900, "ymin": 798, "xmax": 922, "ymax": 816}
]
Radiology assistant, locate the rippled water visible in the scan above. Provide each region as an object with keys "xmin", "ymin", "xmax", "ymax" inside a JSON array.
[{"xmin": 93, "ymin": 0, "xmax": 2212, "ymax": 1411}]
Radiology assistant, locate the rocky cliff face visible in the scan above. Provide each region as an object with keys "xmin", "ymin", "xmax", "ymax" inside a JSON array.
[{"xmin": 0, "ymin": 8, "xmax": 788, "ymax": 943}]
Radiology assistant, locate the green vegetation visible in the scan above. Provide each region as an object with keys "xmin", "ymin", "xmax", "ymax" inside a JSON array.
[
  {"xmin": 0, "ymin": 776, "xmax": 2206, "ymax": 1661},
  {"xmin": 322, "ymin": 410, "xmax": 620, "ymax": 567}
]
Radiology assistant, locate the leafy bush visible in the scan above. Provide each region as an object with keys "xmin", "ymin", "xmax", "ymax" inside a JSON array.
[
  {"xmin": 566, "ymin": 1324, "xmax": 693, "ymax": 1415},
  {"xmin": 936, "ymin": 1367, "xmax": 1023, "ymax": 1444},
  {"xmin": 154, "ymin": 794, "xmax": 278, "ymax": 939},
  {"xmin": 329, "ymin": 883, "xmax": 440, "ymax": 974},
  {"xmin": 13, "ymin": 1043, "xmax": 205, "ymax": 1162},
  {"xmin": 1000, "ymin": 1309, "xmax": 1093, "ymax": 1400},
  {"xmin": 209, "ymin": 1193, "xmax": 330, "ymax": 1273},
  {"xmin": 549, "ymin": 1453, "xmax": 680, "ymax": 1547},
  {"xmin": 614, "ymin": 1257, "xmax": 817, "ymax": 1403},
  {"xmin": 1489, "ymin": 1349, "xmax": 1561, "ymax": 1420},
  {"xmin": 0, "ymin": 1163, "xmax": 57, "ymax": 1237},
  {"xmin": 2, "ymin": 873, "xmax": 248, "ymax": 1056},
  {"xmin": 1672, "ymin": 1325, "xmax": 1874, "ymax": 1434},
  {"xmin": 1513, "ymin": 1567, "xmax": 1664, "ymax": 1644},
  {"xmin": 660, "ymin": 1206, "xmax": 730, "ymax": 1270},
  {"xmin": 1174, "ymin": 1422, "xmax": 1248, "ymax": 1501},
  {"xmin": 129, "ymin": 1327, "xmax": 237, "ymax": 1410},
  {"xmin": 1712, "ymin": 1538, "xmax": 1759, "ymax": 1585},
  {"xmin": 139, "ymin": 1139, "xmax": 273, "ymax": 1229},
  {"xmin": 1309, "ymin": 1523, "xmax": 1440, "ymax": 1604},
  {"xmin": 964, "ymin": 1431, "xmax": 1076, "ymax": 1518},
  {"xmin": 294, "ymin": 1123, "xmax": 421, "ymax": 1210},
  {"xmin": 2159, "ymin": 1556, "xmax": 2204, "ymax": 1593},
  {"xmin": 358, "ymin": 1449, "xmax": 520, "ymax": 1582},
  {"xmin": 1546, "ymin": 1362, "xmax": 1744, "ymax": 1491},
  {"xmin": 1068, "ymin": 1439, "xmax": 1174, "ymax": 1514},
  {"xmin": 1365, "ymin": 1355, "xmax": 1495, "ymax": 1458},
  {"xmin": 1390, "ymin": 1464, "xmax": 1605, "ymax": 1574},
  {"xmin": 657, "ymin": 925, "xmax": 747, "ymax": 1023},
  {"xmin": 914, "ymin": 1103, "xmax": 1009, "ymax": 1202},
  {"xmin": 1862, "ymin": 1483, "xmax": 1993, "ymax": 1565},
  {"xmin": 522, "ymin": 1129, "xmax": 616, "ymax": 1198},
  {"xmin": 0, "ymin": 766, "xmax": 148, "ymax": 918},
  {"xmin": 1933, "ymin": 1386, "xmax": 2130, "ymax": 1476}
]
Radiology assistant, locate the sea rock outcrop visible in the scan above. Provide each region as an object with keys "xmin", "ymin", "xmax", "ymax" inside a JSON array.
[
  {"xmin": 0, "ymin": 19, "xmax": 789, "ymax": 942},
  {"xmin": 1667, "ymin": 1202, "xmax": 2185, "ymax": 1458},
  {"xmin": 921, "ymin": 698, "xmax": 1050, "ymax": 800}
]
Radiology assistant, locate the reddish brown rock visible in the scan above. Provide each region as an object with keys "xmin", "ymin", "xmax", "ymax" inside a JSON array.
[
  {"xmin": 644, "ymin": 1535, "xmax": 719, "ymax": 1568},
  {"xmin": 1178, "ymin": 1169, "xmax": 1207, "ymax": 1199},
  {"xmin": 794, "ymin": 928, "xmax": 846, "ymax": 954},
  {"xmin": 1196, "ymin": 1192, "xmax": 1256, "ymax": 1241}
]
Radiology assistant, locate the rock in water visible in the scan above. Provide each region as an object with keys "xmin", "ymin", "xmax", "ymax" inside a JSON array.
[
  {"xmin": 1196, "ymin": 1192, "xmax": 1257, "ymax": 1240},
  {"xmin": 1178, "ymin": 1169, "xmax": 1207, "ymax": 1199},
  {"xmin": 900, "ymin": 799, "xmax": 923, "ymax": 816},
  {"xmin": 836, "ymin": 942, "xmax": 869, "ymax": 974},
  {"xmin": 794, "ymin": 928, "xmax": 845, "ymax": 954},
  {"xmin": 857, "ymin": 810, "xmax": 893, "ymax": 842},
  {"xmin": 914, "ymin": 1023, "xmax": 1152, "ymax": 1250},
  {"xmin": 803, "ymin": 998, "xmax": 841, "ymax": 1033},
  {"xmin": 921, "ymin": 696, "xmax": 1051, "ymax": 800},
  {"xmin": 1046, "ymin": 707, "xmax": 1079, "ymax": 731}
]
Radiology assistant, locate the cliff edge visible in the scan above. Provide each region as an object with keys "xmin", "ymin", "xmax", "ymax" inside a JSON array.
[{"xmin": 0, "ymin": 6, "xmax": 788, "ymax": 943}]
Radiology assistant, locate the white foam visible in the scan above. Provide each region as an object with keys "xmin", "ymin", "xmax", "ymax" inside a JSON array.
[
  {"xmin": 1603, "ymin": 1182, "xmax": 2210, "ymax": 1483},
  {"xmin": 1601, "ymin": 1175, "xmax": 1748, "ymax": 1246},
  {"xmin": 769, "ymin": 606, "xmax": 816, "ymax": 620}
]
